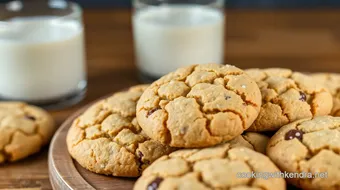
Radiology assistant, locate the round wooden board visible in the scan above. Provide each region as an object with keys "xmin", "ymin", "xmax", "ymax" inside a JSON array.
[{"xmin": 48, "ymin": 97, "xmax": 136, "ymax": 190}]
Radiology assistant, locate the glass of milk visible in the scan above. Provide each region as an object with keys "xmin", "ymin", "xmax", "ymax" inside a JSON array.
[
  {"xmin": 0, "ymin": 0, "xmax": 86, "ymax": 109},
  {"xmin": 133, "ymin": 0, "xmax": 225, "ymax": 81}
]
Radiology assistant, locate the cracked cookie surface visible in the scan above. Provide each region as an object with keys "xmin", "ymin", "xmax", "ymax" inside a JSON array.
[
  {"xmin": 136, "ymin": 63, "xmax": 262, "ymax": 148},
  {"xmin": 311, "ymin": 73, "xmax": 340, "ymax": 116},
  {"xmin": 267, "ymin": 116, "xmax": 340, "ymax": 190},
  {"xmin": 134, "ymin": 143, "xmax": 285, "ymax": 190},
  {"xmin": 67, "ymin": 85, "xmax": 174, "ymax": 177},
  {"xmin": 0, "ymin": 102, "xmax": 55, "ymax": 163},
  {"xmin": 246, "ymin": 68, "xmax": 333, "ymax": 132},
  {"xmin": 228, "ymin": 132, "xmax": 269, "ymax": 154}
]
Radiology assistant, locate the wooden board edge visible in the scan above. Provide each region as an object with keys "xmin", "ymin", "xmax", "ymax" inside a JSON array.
[{"xmin": 48, "ymin": 106, "xmax": 95, "ymax": 190}]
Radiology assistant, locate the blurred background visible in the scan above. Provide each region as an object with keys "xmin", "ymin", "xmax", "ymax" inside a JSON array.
[{"xmin": 2, "ymin": 0, "xmax": 340, "ymax": 8}]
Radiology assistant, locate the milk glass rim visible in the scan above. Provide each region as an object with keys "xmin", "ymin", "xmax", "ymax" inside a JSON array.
[
  {"xmin": 133, "ymin": 0, "xmax": 225, "ymax": 7},
  {"xmin": 0, "ymin": 1, "xmax": 82, "ymax": 27}
]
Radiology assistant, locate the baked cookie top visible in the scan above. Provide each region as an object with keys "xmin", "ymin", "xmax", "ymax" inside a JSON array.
[
  {"xmin": 267, "ymin": 116, "xmax": 340, "ymax": 190},
  {"xmin": 134, "ymin": 143, "xmax": 285, "ymax": 190},
  {"xmin": 67, "ymin": 85, "xmax": 174, "ymax": 177},
  {"xmin": 228, "ymin": 132, "xmax": 269, "ymax": 154},
  {"xmin": 0, "ymin": 102, "xmax": 55, "ymax": 163},
  {"xmin": 136, "ymin": 63, "xmax": 262, "ymax": 148},
  {"xmin": 246, "ymin": 68, "xmax": 333, "ymax": 131},
  {"xmin": 311, "ymin": 73, "xmax": 340, "ymax": 116}
]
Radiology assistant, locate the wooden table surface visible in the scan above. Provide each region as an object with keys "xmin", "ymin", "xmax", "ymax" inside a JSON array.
[{"xmin": 1, "ymin": 8, "xmax": 340, "ymax": 190}]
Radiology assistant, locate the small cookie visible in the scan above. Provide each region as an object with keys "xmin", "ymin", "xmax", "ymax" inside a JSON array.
[
  {"xmin": 0, "ymin": 102, "xmax": 55, "ymax": 163},
  {"xmin": 311, "ymin": 73, "xmax": 340, "ymax": 116},
  {"xmin": 246, "ymin": 68, "xmax": 333, "ymax": 131},
  {"xmin": 267, "ymin": 116, "xmax": 340, "ymax": 190},
  {"xmin": 136, "ymin": 63, "xmax": 262, "ymax": 148},
  {"xmin": 134, "ymin": 143, "xmax": 286, "ymax": 190},
  {"xmin": 67, "ymin": 85, "xmax": 174, "ymax": 177},
  {"xmin": 228, "ymin": 132, "xmax": 269, "ymax": 154}
]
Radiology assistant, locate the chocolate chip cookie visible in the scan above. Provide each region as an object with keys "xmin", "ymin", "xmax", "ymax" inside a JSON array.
[
  {"xmin": 311, "ymin": 73, "xmax": 340, "ymax": 116},
  {"xmin": 267, "ymin": 116, "xmax": 340, "ymax": 190},
  {"xmin": 134, "ymin": 142, "xmax": 286, "ymax": 190},
  {"xmin": 0, "ymin": 102, "xmax": 55, "ymax": 163},
  {"xmin": 246, "ymin": 68, "xmax": 333, "ymax": 132},
  {"xmin": 136, "ymin": 63, "xmax": 262, "ymax": 148},
  {"xmin": 67, "ymin": 85, "xmax": 174, "ymax": 177},
  {"xmin": 229, "ymin": 132, "xmax": 269, "ymax": 154}
]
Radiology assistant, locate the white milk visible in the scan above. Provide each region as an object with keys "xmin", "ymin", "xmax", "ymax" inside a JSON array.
[
  {"xmin": 133, "ymin": 5, "xmax": 224, "ymax": 77},
  {"xmin": 0, "ymin": 17, "xmax": 86, "ymax": 102}
]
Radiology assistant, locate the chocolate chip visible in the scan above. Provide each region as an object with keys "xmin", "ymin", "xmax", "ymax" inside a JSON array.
[
  {"xmin": 147, "ymin": 108, "xmax": 160, "ymax": 118},
  {"xmin": 285, "ymin": 129, "xmax": 303, "ymax": 141},
  {"xmin": 147, "ymin": 177, "xmax": 163, "ymax": 190},
  {"xmin": 25, "ymin": 115, "xmax": 36, "ymax": 121},
  {"xmin": 299, "ymin": 91, "xmax": 307, "ymax": 102},
  {"xmin": 137, "ymin": 151, "xmax": 144, "ymax": 162},
  {"xmin": 179, "ymin": 127, "xmax": 187, "ymax": 135},
  {"xmin": 225, "ymin": 95, "xmax": 231, "ymax": 100}
]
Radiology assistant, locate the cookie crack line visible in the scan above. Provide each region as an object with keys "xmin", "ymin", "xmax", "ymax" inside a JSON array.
[
  {"xmin": 270, "ymin": 100, "xmax": 290, "ymax": 122},
  {"xmin": 224, "ymin": 85, "xmax": 258, "ymax": 107},
  {"xmin": 196, "ymin": 171, "xmax": 215, "ymax": 190},
  {"xmin": 75, "ymin": 128, "xmax": 144, "ymax": 157},
  {"xmin": 1, "ymin": 128, "xmax": 44, "ymax": 157},
  {"xmin": 291, "ymin": 79, "xmax": 322, "ymax": 117},
  {"xmin": 162, "ymin": 109, "xmax": 172, "ymax": 145},
  {"xmin": 241, "ymin": 135, "xmax": 256, "ymax": 150},
  {"xmin": 260, "ymin": 71, "xmax": 319, "ymax": 117},
  {"xmin": 190, "ymin": 96, "xmax": 247, "ymax": 132},
  {"xmin": 79, "ymin": 102, "xmax": 137, "ymax": 130}
]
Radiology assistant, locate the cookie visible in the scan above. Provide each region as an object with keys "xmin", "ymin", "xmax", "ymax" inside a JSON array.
[
  {"xmin": 267, "ymin": 116, "xmax": 340, "ymax": 190},
  {"xmin": 67, "ymin": 85, "xmax": 174, "ymax": 177},
  {"xmin": 245, "ymin": 68, "xmax": 333, "ymax": 132},
  {"xmin": 228, "ymin": 132, "xmax": 269, "ymax": 154},
  {"xmin": 134, "ymin": 143, "xmax": 286, "ymax": 190},
  {"xmin": 311, "ymin": 73, "xmax": 340, "ymax": 116},
  {"xmin": 136, "ymin": 63, "xmax": 262, "ymax": 148},
  {"xmin": 0, "ymin": 102, "xmax": 55, "ymax": 163}
]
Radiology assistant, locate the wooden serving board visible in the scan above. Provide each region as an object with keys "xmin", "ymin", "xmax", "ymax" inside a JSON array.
[{"xmin": 48, "ymin": 100, "xmax": 136, "ymax": 190}]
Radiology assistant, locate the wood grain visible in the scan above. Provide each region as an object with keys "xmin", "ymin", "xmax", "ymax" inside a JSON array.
[{"xmin": 1, "ymin": 8, "xmax": 340, "ymax": 189}]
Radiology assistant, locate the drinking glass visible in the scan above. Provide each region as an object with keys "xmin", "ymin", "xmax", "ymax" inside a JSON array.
[
  {"xmin": 0, "ymin": 0, "xmax": 87, "ymax": 109},
  {"xmin": 133, "ymin": 0, "xmax": 225, "ymax": 82}
]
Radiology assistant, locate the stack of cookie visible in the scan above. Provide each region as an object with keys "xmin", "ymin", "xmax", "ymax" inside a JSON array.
[{"xmin": 67, "ymin": 63, "xmax": 340, "ymax": 190}]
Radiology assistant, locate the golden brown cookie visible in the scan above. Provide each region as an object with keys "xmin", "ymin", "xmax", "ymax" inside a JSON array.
[
  {"xmin": 0, "ymin": 102, "xmax": 55, "ymax": 163},
  {"xmin": 246, "ymin": 68, "xmax": 333, "ymax": 132},
  {"xmin": 228, "ymin": 132, "xmax": 269, "ymax": 154},
  {"xmin": 311, "ymin": 73, "xmax": 340, "ymax": 116},
  {"xmin": 136, "ymin": 63, "xmax": 262, "ymax": 148},
  {"xmin": 267, "ymin": 116, "xmax": 340, "ymax": 190},
  {"xmin": 134, "ymin": 143, "xmax": 286, "ymax": 190},
  {"xmin": 67, "ymin": 85, "xmax": 174, "ymax": 177}
]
